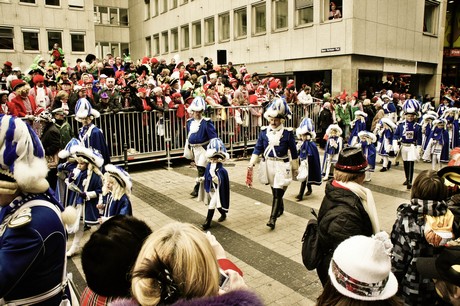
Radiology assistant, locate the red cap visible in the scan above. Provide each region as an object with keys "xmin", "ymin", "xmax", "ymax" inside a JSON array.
[
  {"xmin": 138, "ymin": 87, "xmax": 147, "ymax": 93},
  {"xmin": 115, "ymin": 70, "xmax": 125, "ymax": 79},
  {"xmin": 3, "ymin": 61, "xmax": 12, "ymax": 68},
  {"xmin": 142, "ymin": 56, "xmax": 149, "ymax": 64},
  {"xmin": 172, "ymin": 92, "xmax": 182, "ymax": 99},
  {"xmin": 33, "ymin": 75, "xmax": 45, "ymax": 84},
  {"xmin": 11, "ymin": 79, "xmax": 26, "ymax": 91},
  {"xmin": 249, "ymin": 95, "xmax": 258, "ymax": 105},
  {"xmin": 150, "ymin": 57, "xmax": 158, "ymax": 64}
]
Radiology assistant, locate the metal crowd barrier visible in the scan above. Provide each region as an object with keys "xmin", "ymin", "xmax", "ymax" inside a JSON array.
[{"xmin": 67, "ymin": 102, "xmax": 323, "ymax": 166}]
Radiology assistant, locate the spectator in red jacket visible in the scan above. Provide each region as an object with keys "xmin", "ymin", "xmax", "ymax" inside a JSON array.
[{"xmin": 8, "ymin": 79, "xmax": 37, "ymax": 117}]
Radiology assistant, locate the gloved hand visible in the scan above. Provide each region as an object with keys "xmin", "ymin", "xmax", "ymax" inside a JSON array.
[
  {"xmin": 212, "ymin": 175, "xmax": 219, "ymax": 184},
  {"xmin": 80, "ymin": 192, "xmax": 89, "ymax": 201}
]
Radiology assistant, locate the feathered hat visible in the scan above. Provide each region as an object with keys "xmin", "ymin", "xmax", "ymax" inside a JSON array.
[
  {"xmin": 358, "ymin": 131, "xmax": 377, "ymax": 143},
  {"xmin": 422, "ymin": 113, "xmax": 437, "ymax": 122},
  {"xmin": 326, "ymin": 124, "xmax": 342, "ymax": 137},
  {"xmin": 402, "ymin": 99, "xmax": 421, "ymax": 115},
  {"xmin": 433, "ymin": 118, "xmax": 447, "ymax": 126},
  {"xmin": 75, "ymin": 98, "xmax": 100, "ymax": 122},
  {"xmin": 0, "ymin": 114, "xmax": 49, "ymax": 193},
  {"xmin": 105, "ymin": 164, "xmax": 132, "ymax": 191},
  {"xmin": 58, "ymin": 138, "xmax": 81, "ymax": 159},
  {"xmin": 354, "ymin": 110, "xmax": 368, "ymax": 118},
  {"xmin": 264, "ymin": 97, "xmax": 292, "ymax": 120},
  {"xmin": 421, "ymin": 102, "xmax": 435, "ymax": 113},
  {"xmin": 70, "ymin": 145, "xmax": 104, "ymax": 168},
  {"xmin": 380, "ymin": 118, "xmax": 397, "ymax": 131},
  {"xmin": 296, "ymin": 117, "xmax": 316, "ymax": 139},
  {"xmin": 205, "ymin": 138, "xmax": 229, "ymax": 160},
  {"xmin": 188, "ymin": 96, "xmax": 207, "ymax": 112}
]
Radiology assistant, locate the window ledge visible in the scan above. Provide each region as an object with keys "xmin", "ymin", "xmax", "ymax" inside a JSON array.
[
  {"xmin": 252, "ymin": 32, "xmax": 266, "ymax": 37},
  {"xmin": 192, "ymin": 45, "xmax": 202, "ymax": 49},
  {"xmin": 219, "ymin": 39, "xmax": 230, "ymax": 43},
  {"xmin": 204, "ymin": 42, "xmax": 216, "ymax": 46},
  {"xmin": 271, "ymin": 28, "xmax": 288, "ymax": 34},
  {"xmin": 19, "ymin": 2, "xmax": 37, "ymax": 6},
  {"xmin": 294, "ymin": 22, "xmax": 314, "ymax": 30},
  {"xmin": 44, "ymin": 5, "xmax": 61, "ymax": 9},
  {"xmin": 423, "ymin": 32, "xmax": 438, "ymax": 38},
  {"xmin": 23, "ymin": 50, "xmax": 40, "ymax": 53},
  {"xmin": 234, "ymin": 35, "xmax": 247, "ymax": 41},
  {"xmin": 321, "ymin": 18, "xmax": 343, "ymax": 24}
]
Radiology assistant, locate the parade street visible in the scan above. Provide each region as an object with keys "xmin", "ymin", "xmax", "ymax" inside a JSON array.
[{"xmin": 67, "ymin": 153, "xmax": 434, "ymax": 306}]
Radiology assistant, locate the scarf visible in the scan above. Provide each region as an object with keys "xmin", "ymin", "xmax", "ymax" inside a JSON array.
[{"xmin": 338, "ymin": 180, "xmax": 380, "ymax": 234}]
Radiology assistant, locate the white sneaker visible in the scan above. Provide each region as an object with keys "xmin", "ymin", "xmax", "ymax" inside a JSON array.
[{"xmin": 66, "ymin": 245, "xmax": 80, "ymax": 257}]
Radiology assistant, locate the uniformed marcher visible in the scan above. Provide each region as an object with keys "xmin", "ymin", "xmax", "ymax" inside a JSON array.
[
  {"xmin": 246, "ymin": 97, "xmax": 299, "ymax": 229},
  {"xmin": 0, "ymin": 114, "xmax": 75, "ymax": 304},
  {"xmin": 393, "ymin": 99, "xmax": 422, "ymax": 189},
  {"xmin": 184, "ymin": 96, "xmax": 218, "ymax": 198}
]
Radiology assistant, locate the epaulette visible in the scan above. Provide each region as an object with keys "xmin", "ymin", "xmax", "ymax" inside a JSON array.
[
  {"xmin": 203, "ymin": 117, "xmax": 211, "ymax": 121},
  {"xmin": 261, "ymin": 126, "xmax": 267, "ymax": 131},
  {"xmin": 8, "ymin": 207, "xmax": 32, "ymax": 229},
  {"xmin": 286, "ymin": 127, "xmax": 293, "ymax": 132}
]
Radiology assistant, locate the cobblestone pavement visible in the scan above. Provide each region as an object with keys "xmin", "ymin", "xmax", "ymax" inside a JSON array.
[{"xmin": 67, "ymin": 155, "xmax": 434, "ymax": 306}]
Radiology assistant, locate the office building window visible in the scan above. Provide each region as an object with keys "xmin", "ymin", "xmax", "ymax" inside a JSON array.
[
  {"xmin": 153, "ymin": 0, "xmax": 159, "ymax": 16},
  {"xmin": 162, "ymin": 31, "xmax": 169, "ymax": 53},
  {"xmin": 71, "ymin": 32, "xmax": 85, "ymax": 52},
  {"xmin": 121, "ymin": 43, "xmax": 129, "ymax": 58},
  {"xmin": 171, "ymin": 27, "xmax": 179, "ymax": 51},
  {"xmin": 146, "ymin": 36, "xmax": 152, "ymax": 57},
  {"xmin": 253, "ymin": 3, "xmax": 266, "ymax": 35},
  {"xmin": 99, "ymin": 7, "xmax": 109, "ymax": 24},
  {"xmin": 145, "ymin": 1, "xmax": 150, "ymax": 19},
  {"xmin": 192, "ymin": 21, "xmax": 201, "ymax": 47},
  {"xmin": 45, "ymin": 0, "xmax": 59, "ymax": 6},
  {"xmin": 19, "ymin": 0, "xmax": 35, "ymax": 3},
  {"xmin": 110, "ymin": 8, "xmax": 118, "ymax": 25},
  {"xmin": 68, "ymin": 0, "xmax": 83, "ymax": 8},
  {"xmin": 180, "ymin": 0, "xmax": 188, "ymax": 5},
  {"xmin": 219, "ymin": 12, "xmax": 230, "ymax": 42},
  {"xmin": 0, "ymin": 27, "xmax": 14, "ymax": 50},
  {"xmin": 181, "ymin": 25, "xmax": 190, "ymax": 49},
  {"xmin": 161, "ymin": 0, "xmax": 167, "ymax": 13},
  {"xmin": 273, "ymin": 0, "xmax": 288, "ymax": 30},
  {"xmin": 153, "ymin": 34, "xmax": 160, "ymax": 55},
  {"xmin": 47, "ymin": 31, "xmax": 62, "ymax": 50},
  {"xmin": 424, "ymin": 0, "xmax": 440, "ymax": 35},
  {"xmin": 234, "ymin": 7, "xmax": 247, "ymax": 38},
  {"xmin": 22, "ymin": 29, "xmax": 39, "ymax": 51},
  {"xmin": 324, "ymin": 0, "xmax": 342, "ymax": 21},
  {"xmin": 120, "ymin": 9, "xmax": 129, "ymax": 26},
  {"xmin": 296, "ymin": 0, "xmax": 313, "ymax": 26},
  {"xmin": 171, "ymin": 0, "xmax": 178, "ymax": 9},
  {"xmin": 205, "ymin": 17, "xmax": 215, "ymax": 44}
]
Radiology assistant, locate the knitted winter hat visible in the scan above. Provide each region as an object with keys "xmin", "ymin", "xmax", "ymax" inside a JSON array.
[
  {"xmin": 402, "ymin": 99, "xmax": 421, "ymax": 115},
  {"xmin": 0, "ymin": 114, "xmax": 49, "ymax": 193},
  {"xmin": 329, "ymin": 232, "xmax": 398, "ymax": 301}
]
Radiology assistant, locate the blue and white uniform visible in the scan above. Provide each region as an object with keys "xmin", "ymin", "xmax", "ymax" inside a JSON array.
[
  {"xmin": 393, "ymin": 120, "xmax": 422, "ymax": 162},
  {"xmin": 186, "ymin": 118, "xmax": 218, "ymax": 167},
  {"xmin": 102, "ymin": 194, "xmax": 132, "ymax": 218},
  {"xmin": 79, "ymin": 123, "xmax": 111, "ymax": 166},
  {"xmin": 0, "ymin": 192, "xmax": 69, "ymax": 305}
]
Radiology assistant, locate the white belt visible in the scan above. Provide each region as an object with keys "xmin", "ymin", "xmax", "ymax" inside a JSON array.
[{"xmin": 1, "ymin": 281, "xmax": 65, "ymax": 305}]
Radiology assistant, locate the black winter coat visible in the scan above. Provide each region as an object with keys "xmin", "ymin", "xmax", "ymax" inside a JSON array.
[{"xmin": 316, "ymin": 180, "xmax": 373, "ymax": 285}]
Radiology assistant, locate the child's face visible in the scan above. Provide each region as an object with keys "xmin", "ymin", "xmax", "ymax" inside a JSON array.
[
  {"xmin": 210, "ymin": 157, "xmax": 219, "ymax": 163},
  {"xmin": 106, "ymin": 177, "xmax": 114, "ymax": 191},
  {"xmin": 300, "ymin": 134, "xmax": 308, "ymax": 141},
  {"xmin": 77, "ymin": 161, "xmax": 88, "ymax": 170},
  {"xmin": 330, "ymin": 130, "xmax": 338, "ymax": 136},
  {"xmin": 437, "ymin": 123, "xmax": 445, "ymax": 129}
]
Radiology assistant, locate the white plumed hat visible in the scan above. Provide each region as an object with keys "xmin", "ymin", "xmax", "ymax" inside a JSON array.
[{"xmin": 0, "ymin": 115, "xmax": 49, "ymax": 193}]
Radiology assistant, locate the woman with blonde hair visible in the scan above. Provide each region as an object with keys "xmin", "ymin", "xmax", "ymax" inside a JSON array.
[{"xmin": 116, "ymin": 222, "xmax": 263, "ymax": 306}]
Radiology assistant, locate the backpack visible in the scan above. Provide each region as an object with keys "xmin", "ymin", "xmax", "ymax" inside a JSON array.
[{"xmin": 301, "ymin": 209, "xmax": 321, "ymax": 270}]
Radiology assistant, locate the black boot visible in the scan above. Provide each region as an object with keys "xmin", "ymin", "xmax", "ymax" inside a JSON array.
[
  {"xmin": 296, "ymin": 182, "xmax": 306, "ymax": 201},
  {"xmin": 276, "ymin": 189, "xmax": 285, "ymax": 217},
  {"xmin": 190, "ymin": 183, "xmax": 199, "ymax": 197},
  {"xmin": 305, "ymin": 184, "xmax": 312, "ymax": 196},
  {"xmin": 267, "ymin": 196, "xmax": 280, "ymax": 230},
  {"xmin": 217, "ymin": 208, "xmax": 227, "ymax": 222},
  {"xmin": 202, "ymin": 209, "xmax": 215, "ymax": 230},
  {"xmin": 403, "ymin": 161, "xmax": 409, "ymax": 186},
  {"xmin": 407, "ymin": 161, "xmax": 414, "ymax": 190}
]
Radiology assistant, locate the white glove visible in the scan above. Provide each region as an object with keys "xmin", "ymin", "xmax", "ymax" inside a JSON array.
[{"xmin": 212, "ymin": 175, "xmax": 219, "ymax": 184}]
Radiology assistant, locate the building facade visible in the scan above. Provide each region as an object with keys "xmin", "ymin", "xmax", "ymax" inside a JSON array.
[{"xmin": 0, "ymin": 0, "xmax": 448, "ymax": 99}]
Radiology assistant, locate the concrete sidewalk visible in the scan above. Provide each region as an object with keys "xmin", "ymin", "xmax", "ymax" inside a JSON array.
[{"xmin": 68, "ymin": 156, "xmax": 434, "ymax": 305}]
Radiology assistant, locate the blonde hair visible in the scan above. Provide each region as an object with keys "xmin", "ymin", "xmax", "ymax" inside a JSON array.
[
  {"xmin": 132, "ymin": 222, "xmax": 220, "ymax": 306},
  {"xmin": 55, "ymin": 90, "xmax": 69, "ymax": 100},
  {"xmin": 334, "ymin": 169, "xmax": 365, "ymax": 183},
  {"xmin": 102, "ymin": 172, "xmax": 130, "ymax": 200}
]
